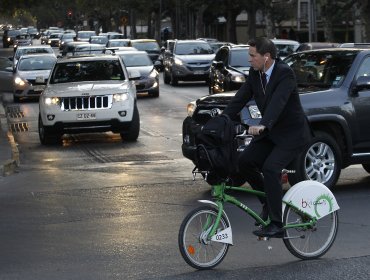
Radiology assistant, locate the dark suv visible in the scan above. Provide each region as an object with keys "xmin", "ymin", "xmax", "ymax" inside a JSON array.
[
  {"xmin": 208, "ymin": 44, "xmax": 250, "ymax": 94},
  {"xmin": 2, "ymin": 29, "xmax": 20, "ymax": 48},
  {"xmin": 163, "ymin": 39, "xmax": 215, "ymax": 86},
  {"xmin": 182, "ymin": 48, "xmax": 370, "ymax": 189}
]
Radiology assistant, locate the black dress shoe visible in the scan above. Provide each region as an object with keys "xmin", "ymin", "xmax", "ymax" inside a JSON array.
[
  {"xmin": 253, "ymin": 223, "xmax": 284, "ymax": 238},
  {"xmin": 254, "ymin": 204, "xmax": 268, "ymax": 226}
]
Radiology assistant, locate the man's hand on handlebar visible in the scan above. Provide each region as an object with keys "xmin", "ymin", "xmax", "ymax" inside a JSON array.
[{"xmin": 248, "ymin": 125, "xmax": 266, "ymax": 136}]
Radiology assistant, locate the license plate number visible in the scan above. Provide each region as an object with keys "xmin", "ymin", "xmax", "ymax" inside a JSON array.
[
  {"xmin": 35, "ymin": 76, "xmax": 45, "ymax": 83},
  {"xmin": 194, "ymin": 70, "xmax": 204, "ymax": 75},
  {"xmin": 33, "ymin": 85, "xmax": 45, "ymax": 92},
  {"xmin": 77, "ymin": 113, "xmax": 96, "ymax": 120}
]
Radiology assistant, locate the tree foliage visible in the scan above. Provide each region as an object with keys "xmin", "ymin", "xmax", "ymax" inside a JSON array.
[{"xmin": 1, "ymin": 0, "xmax": 370, "ymax": 42}]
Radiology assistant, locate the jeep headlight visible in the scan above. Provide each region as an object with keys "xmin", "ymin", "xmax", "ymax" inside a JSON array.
[
  {"xmin": 14, "ymin": 76, "xmax": 27, "ymax": 86},
  {"xmin": 174, "ymin": 57, "xmax": 183, "ymax": 66},
  {"xmin": 113, "ymin": 93, "xmax": 128, "ymax": 102},
  {"xmin": 187, "ymin": 101, "xmax": 196, "ymax": 117},
  {"xmin": 248, "ymin": 105, "xmax": 261, "ymax": 119},
  {"xmin": 44, "ymin": 97, "xmax": 60, "ymax": 106}
]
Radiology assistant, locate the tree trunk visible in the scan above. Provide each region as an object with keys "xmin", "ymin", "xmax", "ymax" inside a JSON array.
[
  {"xmin": 195, "ymin": 4, "xmax": 208, "ymax": 38},
  {"xmin": 247, "ymin": 6, "xmax": 257, "ymax": 40}
]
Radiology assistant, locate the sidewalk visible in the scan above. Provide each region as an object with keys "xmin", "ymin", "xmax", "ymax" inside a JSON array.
[{"xmin": 0, "ymin": 94, "xmax": 19, "ymax": 176}]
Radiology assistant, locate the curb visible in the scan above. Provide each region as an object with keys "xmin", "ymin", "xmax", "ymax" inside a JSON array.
[{"xmin": 0, "ymin": 96, "xmax": 19, "ymax": 176}]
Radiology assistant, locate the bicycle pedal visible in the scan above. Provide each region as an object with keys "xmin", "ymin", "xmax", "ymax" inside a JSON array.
[{"xmin": 257, "ymin": 236, "xmax": 270, "ymax": 241}]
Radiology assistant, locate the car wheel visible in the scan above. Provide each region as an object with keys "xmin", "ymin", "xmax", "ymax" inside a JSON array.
[
  {"xmin": 120, "ymin": 105, "xmax": 140, "ymax": 142},
  {"xmin": 170, "ymin": 71, "xmax": 178, "ymax": 86},
  {"xmin": 163, "ymin": 69, "xmax": 170, "ymax": 84},
  {"xmin": 288, "ymin": 131, "xmax": 342, "ymax": 189},
  {"xmin": 38, "ymin": 114, "xmax": 61, "ymax": 145},
  {"xmin": 362, "ymin": 164, "xmax": 370, "ymax": 173}
]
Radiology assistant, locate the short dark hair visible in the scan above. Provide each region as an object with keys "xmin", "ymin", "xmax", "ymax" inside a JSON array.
[{"xmin": 248, "ymin": 37, "xmax": 277, "ymax": 59}]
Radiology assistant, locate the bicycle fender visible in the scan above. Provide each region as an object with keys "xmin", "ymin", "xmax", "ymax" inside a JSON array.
[
  {"xmin": 198, "ymin": 200, "xmax": 233, "ymax": 245},
  {"xmin": 282, "ymin": 180, "xmax": 340, "ymax": 220}
]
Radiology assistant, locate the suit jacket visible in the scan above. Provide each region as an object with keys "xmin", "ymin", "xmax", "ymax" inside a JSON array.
[{"xmin": 223, "ymin": 58, "xmax": 312, "ymax": 150}]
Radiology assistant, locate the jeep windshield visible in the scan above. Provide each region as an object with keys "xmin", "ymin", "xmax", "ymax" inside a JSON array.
[
  {"xmin": 285, "ymin": 50, "xmax": 358, "ymax": 91},
  {"xmin": 49, "ymin": 60, "xmax": 125, "ymax": 84}
]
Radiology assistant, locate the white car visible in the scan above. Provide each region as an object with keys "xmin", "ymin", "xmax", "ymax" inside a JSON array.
[
  {"xmin": 271, "ymin": 39, "xmax": 300, "ymax": 60},
  {"xmin": 13, "ymin": 53, "xmax": 57, "ymax": 102},
  {"xmin": 12, "ymin": 45, "xmax": 55, "ymax": 70},
  {"xmin": 38, "ymin": 55, "xmax": 140, "ymax": 145}
]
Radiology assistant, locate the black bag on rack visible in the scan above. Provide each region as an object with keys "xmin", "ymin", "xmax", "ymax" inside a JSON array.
[{"xmin": 194, "ymin": 114, "xmax": 243, "ymax": 185}]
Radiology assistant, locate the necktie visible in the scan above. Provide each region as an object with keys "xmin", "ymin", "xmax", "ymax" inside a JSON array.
[{"xmin": 261, "ymin": 72, "xmax": 267, "ymax": 90}]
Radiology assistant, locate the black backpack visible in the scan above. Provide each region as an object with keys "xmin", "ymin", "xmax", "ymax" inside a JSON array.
[{"xmin": 194, "ymin": 114, "xmax": 242, "ymax": 185}]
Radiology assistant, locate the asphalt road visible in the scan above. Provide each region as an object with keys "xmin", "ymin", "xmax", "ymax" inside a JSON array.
[{"xmin": 0, "ymin": 43, "xmax": 370, "ymax": 279}]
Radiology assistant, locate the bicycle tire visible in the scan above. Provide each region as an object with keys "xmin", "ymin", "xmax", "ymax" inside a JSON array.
[
  {"xmin": 178, "ymin": 206, "xmax": 230, "ymax": 270},
  {"xmin": 283, "ymin": 205, "xmax": 338, "ymax": 260}
]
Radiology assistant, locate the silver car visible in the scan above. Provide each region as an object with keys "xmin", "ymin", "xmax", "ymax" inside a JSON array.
[
  {"xmin": 163, "ymin": 39, "xmax": 215, "ymax": 86},
  {"xmin": 13, "ymin": 53, "xmax": 57, "ymax": 102},
  {"xmin": 117, "ymin": 50, "xmax": 159, "ymax": 97}
]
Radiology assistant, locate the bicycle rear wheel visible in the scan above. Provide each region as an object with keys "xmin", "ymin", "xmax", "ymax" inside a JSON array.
[
  {"xmin": 283, "ymin": 205, "xmax": 338, "ymax": 260},
  {"xmin": 178, "ymin": 206, "xmax": 229, "ymax": 270}
]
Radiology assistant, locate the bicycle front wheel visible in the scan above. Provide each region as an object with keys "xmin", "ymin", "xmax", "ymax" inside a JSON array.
[
  {"xmin": 283, "ymin": 205, "xmax": 338, "ymax": 260},
  {"xmin": 178, "ymin": 206, "xmax": 230, "ymax": 270}
]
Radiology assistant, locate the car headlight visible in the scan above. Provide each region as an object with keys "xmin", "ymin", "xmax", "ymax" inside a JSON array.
[
  {"xmin": 187, "ymin": 101, "xmax": 196, "ymax": 117},
  {"xmin": 48, "ymin": 40, "xmax": 51, "ymax": 44},
  {"xmin": 113, "ymin": 93, "xmax": 128, "ymax": 102},
  {"xmin": 174, "ymin": 57, "xmax": 183, "ymax": 65},
  {"xmin": 231, "ymin": 73, "xmax": 246, "ymax": 83},
  {"xmin": 44, "ymin": 97, "xmax": 60, "ymax": 106},
  {"xmin": 14, "ymin": 76, "xmax": 27, "ymax": 86},
  {"xmin": 248, "ymin": 105, "xmax": 261, "ymax": 119},
  {"xmin": 149, "ymin": 69, "xmax": 158, "ymax": 78}
]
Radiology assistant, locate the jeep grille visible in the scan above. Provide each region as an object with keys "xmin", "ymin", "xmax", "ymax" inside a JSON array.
[{"xmin": 61, "ymin": 95, "xmax": 113, "ymax": 111}]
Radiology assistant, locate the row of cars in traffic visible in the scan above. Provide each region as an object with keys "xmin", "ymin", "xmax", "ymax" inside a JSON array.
[
  {"xmin": 3, "ymin": 30, "xmax": 370, "ymax": 191},
  {"xmin": 0, "ymin": 27, "xmax": 168, "ymax": 145},
  {"xmin": 0, "ymin": 41, "xmax": 149, "ymax": 145}
]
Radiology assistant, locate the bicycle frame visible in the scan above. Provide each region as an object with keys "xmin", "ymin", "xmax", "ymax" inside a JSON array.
[{"xmin": 205, "ymin": 182, "xmax": 318, "ymax": 241}]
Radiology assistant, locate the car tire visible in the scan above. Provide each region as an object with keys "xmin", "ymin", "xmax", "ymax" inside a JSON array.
[
  {"xmin": 38, "ymin": 114, "xmax": 61, "ymax": 145},
  {"xmin": 170, "ymin": 71, "xmax": 178, "ymax": 86},
  {"xmin": 362, "ymin": 164, "xmax": 370, "ymax": 173},
  {"xmin": 288, "ymin": 131, "xmax": 342, "ymax": 189},
  {"xmin": 120, "ymin": 104, "xmax": 140, "ymax": 142},
  {"xmin": 163, "ymin": 69, "xmax": 170, "ymax": 84}
]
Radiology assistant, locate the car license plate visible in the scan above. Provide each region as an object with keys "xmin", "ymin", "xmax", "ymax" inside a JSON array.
[
  {"xmin": 33, "ymin": 85, "xmax": 45, "ymax": 92},
  {"xmin": 35, "ymin": 76, "xmax": 45, "ymax": 83},
  {"xmin": 194, "ymin": 70, "xmax": 204, "ymax": 75},
  {"xmin": 77, "ymin": 113, "xmax": 96, "ymax": 120}
]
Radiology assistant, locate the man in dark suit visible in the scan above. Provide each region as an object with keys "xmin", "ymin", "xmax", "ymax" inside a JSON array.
[{"xmin": 223, "ymin": 37, "xmax": 312, "ymax": 238}]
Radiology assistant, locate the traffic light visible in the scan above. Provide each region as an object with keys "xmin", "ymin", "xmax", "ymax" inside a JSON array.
[{"xmin": 67, "ymin": 10, "xmax": 73, "ymax": 20}]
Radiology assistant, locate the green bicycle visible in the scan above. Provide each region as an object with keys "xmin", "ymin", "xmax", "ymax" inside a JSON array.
[{"xmin": 178, "ymin": 172, "xmax": 339, "ymax": 270}]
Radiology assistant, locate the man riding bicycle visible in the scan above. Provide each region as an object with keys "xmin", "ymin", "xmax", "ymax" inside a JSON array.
[{"xmin": 223, "ymin": 37, "xmax": 312, "ymax": 238}]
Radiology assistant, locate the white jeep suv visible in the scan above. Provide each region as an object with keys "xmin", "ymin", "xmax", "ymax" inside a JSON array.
[{"xmin": 38, "ymin": 55, "xmax": 140, "ymax": 145}]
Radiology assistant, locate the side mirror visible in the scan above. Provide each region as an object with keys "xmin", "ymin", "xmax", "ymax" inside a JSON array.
[
  {"xmin": 8, "ymin": 56, "xmax": 14, "ymax": 61},
  {"xmin": 212, "ymin": 61, "xmax": 224, "ymax": 69},
  {"xmin": 128, "ymin": 69, "xmax": 141, "ymax": 80},
  {"xmin": 161, "ymin": 46, "xmax": 165, "ymax": 53},
  {"xmin": 352, "ymin": 75, "xmax": 370, "ymax": 95}
]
